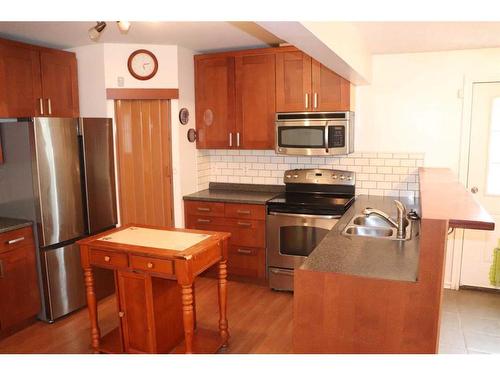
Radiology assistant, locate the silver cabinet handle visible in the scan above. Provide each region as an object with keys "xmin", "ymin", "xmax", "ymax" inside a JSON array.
[
  {"xmin": 39, "ymin": 98, "xmax": 44, "ymax": 115},
  {"xmin": 47, "ymin": 98, "xmax": 52, "ymax": 115},
  {"xmin": 237, "ymin": 248, "xmax": 253, "ymax": 255},
  {"xmin": 196, "ymin": 207, "xmax": 211, "ymax": 212},
  {"xmin": 471, "ymin": 186, "xmax": 478, "ymax": 194},
  {"xmin": 229, "ymin": 132, "xmax": 233, "ymax": 147},
  {"xmin": 237, "ymin": 221, "xmax": 252, "ymax": 227},
  {"xmin": 305, "ymin": 93, "xmax": 309, "ymax": 109},
  {"xmin": 7, "ymin": 237, "xmax": 25, "ymax": 245},
  {"xmin": 236, "ymin": 132, "xmax": 240, "ymax": 147},
  {"xmin": 314, "ymin": 92, "xmax": 318, "ymax": 109},
  {"xmin": 236, "ymin": 210, "xmax": 251, "ymax": 215},
  {"xmin": 197, "ymin": 218, "xmax": 211, "ymax": 223}
]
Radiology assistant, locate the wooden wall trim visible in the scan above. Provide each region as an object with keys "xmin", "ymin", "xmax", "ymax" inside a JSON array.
[
  {"xmin": 106, "ymin": 88, "xmax": 179, "ymax": 100},
  {"xmin": 194, "ymin": 45, "xmax": 298, "ymax": 60}
]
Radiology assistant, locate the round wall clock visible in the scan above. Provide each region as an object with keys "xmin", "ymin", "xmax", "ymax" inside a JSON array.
[
  {"xmin": 127, "ymin": 49, "xmax": 158, "ymax": 80},
  {"xmin": 179, "ymin": 108, "xmax": 190, "ymax": 125}
]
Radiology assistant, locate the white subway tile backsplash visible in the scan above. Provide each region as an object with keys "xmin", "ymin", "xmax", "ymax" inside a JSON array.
[{"xmin": 196, "ymin": 150, "xmax": 425, "ymax": 198}]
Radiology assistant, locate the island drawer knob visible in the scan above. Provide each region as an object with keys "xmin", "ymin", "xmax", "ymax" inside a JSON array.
[
  {"xmin": 104, "ymin": 256, "xmax": 111, "ymax": 262},
  {"xmin": 118, "ymin": 311, "xmax": 125, "ymax": 318},
  {"xmin": 147, "ymin": 262, "xmax": 154, "ymax": 269}
]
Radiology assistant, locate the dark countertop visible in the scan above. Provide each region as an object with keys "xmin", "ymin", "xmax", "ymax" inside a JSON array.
[
  {"xmin": 183, "ymin": 182, "xmax": 283, "ymax": 205},
  {"xmin": 0, "ymin": 217, "xmax": 32, "ymax": 234},
  {"xmin": 301, "ymin": 195, "xmax": 421, "ymax": 283}
]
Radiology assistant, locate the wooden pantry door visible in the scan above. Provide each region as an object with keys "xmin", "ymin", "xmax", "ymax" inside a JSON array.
[{"xmin": 115, "ymin": 99, "xmax": 173, "ymax": 227}]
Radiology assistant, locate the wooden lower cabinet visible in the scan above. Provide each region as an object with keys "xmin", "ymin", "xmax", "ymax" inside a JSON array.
[
  {"xmin": 0, "ymin": 226, "xmax": 41, "ymax": 338},
  {"xmin": 117, "ymin": 270, "xmax": 184, "ymax": 354},
  {"xmin": 184, "ymin": 200, "xmax": 266, "ymax": 282}
]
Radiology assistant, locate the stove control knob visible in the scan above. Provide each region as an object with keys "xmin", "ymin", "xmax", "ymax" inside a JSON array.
[
  {"xmin": 332, "ymin": 174, "xmax": 338, "ymax": 179},
  {"xmin": 347, "ymin": 176, "xmax": 353, "ymax": 181},
  {"xmin": 293, "ymin": 174, "xmax": 299, "ymax": 178},
  {"xmin": 340, "ymin": 175, "xmax": 346, "ymax": 180},
  {"xmin": 285, "ymin": 174, "xmax": 292, "ymax": 179}
]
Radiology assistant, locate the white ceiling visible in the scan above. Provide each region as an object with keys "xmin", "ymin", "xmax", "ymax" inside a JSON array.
[
  {"xmin": 353, "ymin": 22, "xmax": 500, "ymax": 54},
  {"xmin": 2, "ymin": 21, "xmax": 500, "ymax": 55},
  {"xmin": 0, "ymin": 21, "xmax": 283, "ymax": 52}
]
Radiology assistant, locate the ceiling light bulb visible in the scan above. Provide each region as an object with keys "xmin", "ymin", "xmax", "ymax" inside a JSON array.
[
  {"xmin": 117, "ymin": 21, "xmax": 131, "ymax": 34},
  {"xmin": 88, "ymin": 21, "xmax": 107, "ymax": 42}
]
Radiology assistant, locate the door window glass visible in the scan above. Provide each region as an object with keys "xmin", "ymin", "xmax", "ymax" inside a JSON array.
[{"xmin": 278, "ymin": 126, "xmax": 325, "ymax": 148}]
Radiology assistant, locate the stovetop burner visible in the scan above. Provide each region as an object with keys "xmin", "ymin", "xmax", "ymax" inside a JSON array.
[{"xmin": 266, "ymin": 168, "xmax": 356, "ymax": 216}]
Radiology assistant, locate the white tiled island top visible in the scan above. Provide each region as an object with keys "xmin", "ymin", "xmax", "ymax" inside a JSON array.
[{"xmin": 98, "ymin": 226, "xmax": 211, "ymax": 251}]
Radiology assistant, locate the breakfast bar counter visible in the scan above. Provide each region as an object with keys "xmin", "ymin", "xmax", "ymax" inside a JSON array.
[{"xmin": 78, "ymin": 224, "xmax": 231, "ymax": 354}]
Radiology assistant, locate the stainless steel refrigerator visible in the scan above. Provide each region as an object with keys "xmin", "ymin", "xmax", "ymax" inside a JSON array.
[{"xmin": 0, "ymin": 117, "xmax": 117, "ymax": 322}]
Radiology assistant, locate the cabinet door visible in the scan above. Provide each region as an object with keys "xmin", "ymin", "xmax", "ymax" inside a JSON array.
[
  {"xmin": 40, "ymin": 50, "xmax": 79, "ymax": 117},
  {"xmin": 276, "ymin": 51, "xmax": 312, "ymax": 112},
  {"xmin": 235, "ymin": 53, "xmax": 276, "ymax": 149},
  {"xmin": 311, "ymin": 59, "xmax": 350, "ymax": 111},
  {"xmin": 0, "ymin": 40, "xmax": 42, "ymax": 117},
  {"xmin": 0, "ymin": 245, "xmax": 41, "ymax": 331},
  {"xmin": 195, "ymin": 56, "xmax": 235, "ymax": 149},
  {"xmin": 117, "ymin": 271, "xmax": 156, "ymax": 353}
]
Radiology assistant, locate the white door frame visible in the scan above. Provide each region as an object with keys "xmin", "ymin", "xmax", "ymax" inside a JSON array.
[{"xmin": 449, "ymin": 73, "xmax": 500, "ymax": 289}]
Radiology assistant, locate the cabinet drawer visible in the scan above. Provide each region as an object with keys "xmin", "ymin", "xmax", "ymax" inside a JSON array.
[
  {"xmin": 0, "ymin": 226, "xmax": 34, "ymax": 254},
  {"xmin": 184, "ymin": 200, "xmax": 225, "ymax": 217},
  {"xmin": 225, "ymin": 203, "xmax": 265, "ymax": 220},
  {"xmin": 130, "ymin": 255, "xmax": 174, "ymax": 276},
  {"xmin": 90, "ymin": 249, "xmax": 128, "ymax": 268},
  {"xmin": 185, "ymin": 215, "xmax": 228, "ymax": 230},
  {"xmin": 226, "ymin": 218, "xmax": 265, "ymax": 248},
  {"xmin": 228, "ymin": 245, "xmax": 266, "ymax": 279}
]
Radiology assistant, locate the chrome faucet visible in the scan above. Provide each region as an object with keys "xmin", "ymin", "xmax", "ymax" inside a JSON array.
[{"xmin": 362, "ymin": 200, "xmax": 407, "ymax": 239}]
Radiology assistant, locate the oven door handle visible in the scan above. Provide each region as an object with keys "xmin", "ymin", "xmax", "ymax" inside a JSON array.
[{"xmin": 268, "ymin": 212, "xmax": 340, "ymax": 220}]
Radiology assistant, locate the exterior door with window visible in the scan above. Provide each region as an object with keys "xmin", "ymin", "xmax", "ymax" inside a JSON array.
[{"xmin": 460, "ymin": 82, "xmax": 500, "ymax": 289}]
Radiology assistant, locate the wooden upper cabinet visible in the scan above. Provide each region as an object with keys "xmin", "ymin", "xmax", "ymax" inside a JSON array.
[
  {"xmin": 235, "ymin": 53, "xmax": 276, "ymax": 149},
  {"xmin": 0, "ymin": 37, "xmax": 79, "ymax": 118},
  {"xmin": 195, "ymin": 56, "xmax": 235, "ymax": 149},
  {"xmin": 275, "ymin": 51, "xmax": 312, "ymax": 112},
  {"xmin": 40, "ymin": 50, "xmax": 79, "ymax": 117},
  {"xmin": 311, "ymin": 59, "xmax": 350, "ymax": 111},
  {"xmin": 0, "ymin": 40, "xmax": 42, "ymax": 118}
]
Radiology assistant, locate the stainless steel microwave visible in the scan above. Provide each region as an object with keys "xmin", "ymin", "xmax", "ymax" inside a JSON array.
[{"xmin": 275, "ymin": 111, "xmax": 354, "ymax": 156}]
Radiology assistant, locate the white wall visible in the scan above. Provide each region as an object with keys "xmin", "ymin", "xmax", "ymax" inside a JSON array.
[
  {"xmin": 67, "ymin": 44, "xmax": 107, "ymax": 117},
  {"xmin": 355, "ymin": 47, "xmax": 500, "ymax": 174}
]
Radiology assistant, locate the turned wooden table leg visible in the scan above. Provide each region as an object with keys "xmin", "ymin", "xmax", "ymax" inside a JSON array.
[
  {"xmin": 83, "ymin": 267, "xmax": 101, "ymax": 353},
  {"xmin": 181, "ymin": 284, "xmax": 195, "ymax": 354},
  {"xmin": 218, "ymin": 260, "xmax": 229, "ymax": 345}
]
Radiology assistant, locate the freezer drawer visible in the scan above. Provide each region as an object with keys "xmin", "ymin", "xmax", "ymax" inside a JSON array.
[{"xmin": 42, "ymin": 243, "xmax": 115, "ymax": 321}]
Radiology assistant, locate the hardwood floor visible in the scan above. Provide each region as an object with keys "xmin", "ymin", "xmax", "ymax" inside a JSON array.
[
  {"xmin": 1, "ymin": 278, "xmax": 498, "ymax": 354},
  {"xmin": 0, "ymin": 277, "xmax": 293, "ymax": 354}
]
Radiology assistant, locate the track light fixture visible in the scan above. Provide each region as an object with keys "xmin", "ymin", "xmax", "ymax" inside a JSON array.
[
  {"xmin": 88, "ymin": 21, "xmax": 107, "ymax": 42},
  {"xmin": 88, "ymin": 21, "xmax": 131, "ymax": 42}
]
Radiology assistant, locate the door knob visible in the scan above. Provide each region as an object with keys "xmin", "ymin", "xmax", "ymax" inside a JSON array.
[{"xmin": 471, "ymin": 186, "xmax": 478, "ymax": 194}]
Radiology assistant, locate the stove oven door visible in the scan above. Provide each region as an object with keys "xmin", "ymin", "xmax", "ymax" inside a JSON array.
[{"xmin": 266, "ymin": 211, "xmax": 338, "ymax": 270}]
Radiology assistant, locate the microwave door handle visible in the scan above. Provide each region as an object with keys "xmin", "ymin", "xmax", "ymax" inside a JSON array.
[{"xmin": 324, "ymin": 123, "xmax": 329, "ymax": 153}]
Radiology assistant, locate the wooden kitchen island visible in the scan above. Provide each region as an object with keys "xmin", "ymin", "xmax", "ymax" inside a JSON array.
[{"xmin": 78, "ymin": 224, "xmax": 230, "ymax": 354}]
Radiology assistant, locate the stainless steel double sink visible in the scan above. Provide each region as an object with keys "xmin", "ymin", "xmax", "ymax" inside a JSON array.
[{"xmin": 342, "ymin": 214, "xmax": 418, "ymax": 241}]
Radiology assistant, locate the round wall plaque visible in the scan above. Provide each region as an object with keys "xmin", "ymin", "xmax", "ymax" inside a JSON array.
[
  {"xmin": 187, "ymin": 128, "xmax": 197, "ymax": 143},
  {"xmin": 179, "ymin": 107, "xmax": 190, "ymax": 125}
]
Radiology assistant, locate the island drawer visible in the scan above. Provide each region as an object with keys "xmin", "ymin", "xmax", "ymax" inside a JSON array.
[
  {"xmin": 228, "ymin": 245, "xmax": 266, "ymax": 279},
  {"xmin": 130, "ymin": 255, "xmax": 174, "ymax": 275},
  {"xmin": 0, "ymin": 226, "xmax": 34, "ymax": 254},
  {"xmin": 90, "ymin": 249, "xmax": 128, "ymax": 268},
  {"xmin": 225, "ymin": 203, "xmax": 265, "ymax": 221},
  {"xmin": 184, "ymin": 201, "xmax": 225, "ymax": 217}
]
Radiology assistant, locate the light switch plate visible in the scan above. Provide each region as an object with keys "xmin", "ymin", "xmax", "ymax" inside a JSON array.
[{"xmin": 117, "ymin": 76, "xmax": 125, "ymax": 87}]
